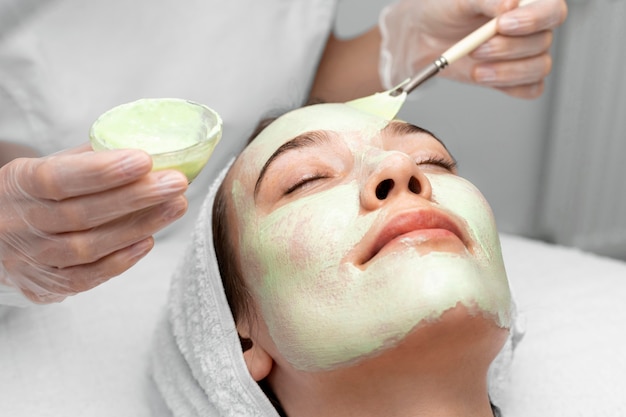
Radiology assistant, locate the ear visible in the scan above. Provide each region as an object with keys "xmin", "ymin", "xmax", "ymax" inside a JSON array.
[
  {"xmin": 242, "ymin": 343, "xmax": 274, "ymax": 381},
  {"xmin": 237, "ymin": 323, "xmax": 274, "ymax": 381}
]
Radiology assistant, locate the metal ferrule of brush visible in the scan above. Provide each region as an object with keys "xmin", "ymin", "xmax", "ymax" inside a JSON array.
[
  {"xmin": 434, "ymin": 56, "xmax": 449, "ymax": 71},
  {"xmin": 400, "ymin": 56, "xmax": 449, "ymax": 95}
]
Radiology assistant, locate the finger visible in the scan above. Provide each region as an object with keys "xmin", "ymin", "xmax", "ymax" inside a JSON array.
[
  {"xmin": 472, "ymin": 53, "xmax": 553, "ymax": 88},
  {"xmin": 15, "ymin": 237, "xmax": 155, "ymax": 304},
  {"xmin": 63, "ymin": 236, "xmax": 155, "ymax": 296},
  {"xmin": 497, "ymin": 80, "xmax": 546, "ymax": 99},
  {"xmin": 20, "ymin": 148, "xmax": 153, "ymax": 200},
  {"xmin": 471, "ymin": 31, "xmax": 553, "ymax": 61},
  {"xmin": 50, "ymin": 142, "xmax": 94, "ymax": 156},
  {"xmin": 468, "ymin": 0, "xmax": 517, "ymax": 18},
  {"xmin": 28, "ymin": 169, "xmax": 188, "ymax": 233},
  {"xmin": 36, "ymin": 196, "xmax": 187, "ymax": 268},
  {"xmin": 497, "ymin": 0, "xmax": 568, "ymax": 36}
]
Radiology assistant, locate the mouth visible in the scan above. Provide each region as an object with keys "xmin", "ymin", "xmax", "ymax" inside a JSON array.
[{"xmin": 358, "ymin": 209, "xmax": 471, "ymax": 266}]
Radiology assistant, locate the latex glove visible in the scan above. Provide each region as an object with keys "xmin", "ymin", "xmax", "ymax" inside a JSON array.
[
  {"xmin": 0, "ymin": 144, "xmax": 188, "ymax": 304},
  {"xmin": 379, "ymin": 0, "xmax": 568, "ymax": 98}
]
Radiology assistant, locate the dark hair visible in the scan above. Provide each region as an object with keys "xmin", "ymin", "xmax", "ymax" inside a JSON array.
[
  {"xmin": 212, "ymin": 115, "xmax": 279, "ymax": 349},
  {"xmin": 212, "ymin": 180, "xmax": 251, "ymax": 345},
  {"xmin": 212, "ymin": 112, "xmax": 294, "ymax": 416},
  {"xmin": 211, "ymin": 119, "xmax": 286, "ymax": 414}
]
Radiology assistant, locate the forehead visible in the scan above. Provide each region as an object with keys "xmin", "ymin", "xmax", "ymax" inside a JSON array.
[{"xmin": 237, "ymin": 103, "xmax": 390, "ymax": 176}]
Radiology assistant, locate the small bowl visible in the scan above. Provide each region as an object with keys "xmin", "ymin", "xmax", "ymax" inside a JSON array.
[{"xmin": 90, "ymin": 98, "xmax": 222, "ymax": 182}]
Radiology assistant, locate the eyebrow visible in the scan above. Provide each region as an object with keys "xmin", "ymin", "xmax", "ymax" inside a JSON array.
[
  {"xmin": 383, "ymin": 121, "xmax": 456, "ymax": 165},
  {"xmin": 254, "ymin": 130, "xmax": 333, "ymax": 198},
  {"xmin": 253, "ymin": 121, "xmax": 452, "ymax": 198},
  {"xmin": 382, "ymin": 121, "xmax": 448, "ymax": 149}
]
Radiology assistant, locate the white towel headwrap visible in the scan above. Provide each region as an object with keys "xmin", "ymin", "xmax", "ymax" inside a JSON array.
[
  {"xmin": 151, "ymin": 161, "xmax": 522, "ymax": 417},
  {"xmin": 152, "ymin": 161, "xmax": 280, "ymax": 417}
]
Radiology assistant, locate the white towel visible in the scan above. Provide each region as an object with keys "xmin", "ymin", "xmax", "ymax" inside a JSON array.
[
  {"xmin": 150, "ymin": 162, "xmax": 519, "ymax": 416},
  {"xmin": 151, "ymin": 162, "xmax": 279, "ymax": 417}
]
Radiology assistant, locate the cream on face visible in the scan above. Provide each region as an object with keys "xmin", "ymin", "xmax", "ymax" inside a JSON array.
[{"xmin": 230, "ymin": 104, "xmax": 511, "ymax": 371}]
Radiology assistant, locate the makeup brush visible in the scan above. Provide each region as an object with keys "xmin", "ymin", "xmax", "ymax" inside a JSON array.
[{"xmin": 346, "ymin": 0, "xmax": 537, "ymax": 119}]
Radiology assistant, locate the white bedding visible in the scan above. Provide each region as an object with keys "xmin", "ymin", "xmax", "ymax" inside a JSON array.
[
  {"xmin": 499, "ymin": 235, "xmax": 626, "ymax": 416},
  {"xmin": 1, "ymin": 233, "xmax": 625, "ymax": 416}
]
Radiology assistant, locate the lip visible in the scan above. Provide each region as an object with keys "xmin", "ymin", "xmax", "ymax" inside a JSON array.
[{"xmin": 357, "ymin": 209, "xmax": 471, "ymax": 265}]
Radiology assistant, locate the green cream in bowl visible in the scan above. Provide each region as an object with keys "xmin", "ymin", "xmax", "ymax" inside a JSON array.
[{"xmin": 90, "ymin": 98, "xmax": 222, "ymax": 182}]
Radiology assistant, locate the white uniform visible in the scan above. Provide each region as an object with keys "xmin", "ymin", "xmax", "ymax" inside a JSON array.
[
  {"xmin": 0, "ymin": 0, "xmax": 336, "ymax": 415},
  {"xmin": 0, "ymin": 0, "xmax": 337, "ymax": 237}
]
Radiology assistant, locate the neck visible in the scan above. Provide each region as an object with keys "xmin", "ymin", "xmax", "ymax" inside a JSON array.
[{"xmin": 270, "ymin": 305, "xmax": 508, "ymax": 417}]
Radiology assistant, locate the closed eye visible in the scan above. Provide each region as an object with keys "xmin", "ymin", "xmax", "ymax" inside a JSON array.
[
  {"xmin": 416, "ymin": 156, "xmax": 457, "ymax": 172},
  {"xmin": 285, "ymin": 173, "xmax": 329, "ymax": 195}
]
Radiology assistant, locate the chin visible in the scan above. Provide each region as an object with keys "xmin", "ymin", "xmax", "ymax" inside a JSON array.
[{"xmin": 340, "ymin": 302, "xmax": 510, "ymax": 375}]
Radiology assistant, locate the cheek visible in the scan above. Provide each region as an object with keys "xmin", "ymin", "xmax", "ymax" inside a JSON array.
[
  {"xmin": 239, "ymin": 182, "xmax": 374, "ymax": 291},
  {"xmin": 427, "ymin": 174, "xmax": 500, "ymax": 262},
  {"xmin": 427, "ymin": 174, "xmax": 512, "ymax": 326}
]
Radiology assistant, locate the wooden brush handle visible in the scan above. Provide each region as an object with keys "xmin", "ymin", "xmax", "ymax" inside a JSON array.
[{"xmin": 442, "ymin": 0, "xmax": 537, "ymax": 65}]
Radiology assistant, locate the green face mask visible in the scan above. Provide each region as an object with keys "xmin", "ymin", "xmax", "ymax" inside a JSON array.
[{"xmin": 231, "ymin": 103, "xmax": 511, "ymax": 371}]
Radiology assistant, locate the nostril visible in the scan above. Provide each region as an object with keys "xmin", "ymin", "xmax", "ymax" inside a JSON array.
[
  {"xmin": 408, "ymin": 176, "xmax": 421, "ymax": 195},
  {"xmin": 375, "ymin": 179, "xmax": 395, "ymax": 200}
]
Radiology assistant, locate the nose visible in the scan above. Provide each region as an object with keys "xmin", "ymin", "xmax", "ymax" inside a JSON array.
[{"xmin": 360, "ymin": 151, "xmax": 432, "ymax": 210}]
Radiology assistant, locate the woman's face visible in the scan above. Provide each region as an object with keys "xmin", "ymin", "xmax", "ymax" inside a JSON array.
[{"xmin": 227, "ymin": 103, "xmax": 511, "ymax": 371}]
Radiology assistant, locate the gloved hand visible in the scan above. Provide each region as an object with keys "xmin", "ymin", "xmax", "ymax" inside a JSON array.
[
  {"xmin": 0, "ymin": 144, "xmax": 188, "ymax": 304},
  {"xmin": 379, "ymin": 0, "xmax": 568, "ymax": 98}
]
